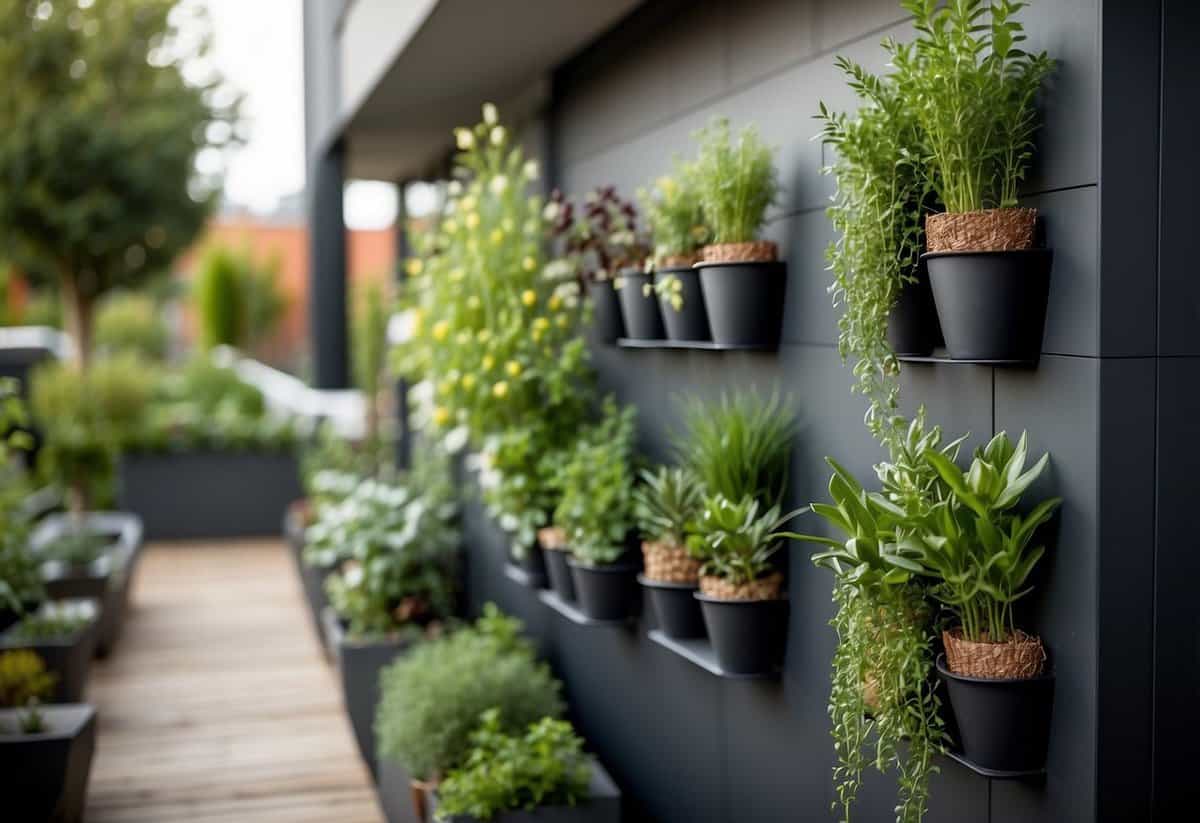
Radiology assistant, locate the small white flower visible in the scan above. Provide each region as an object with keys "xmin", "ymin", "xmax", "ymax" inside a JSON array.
[
  {"xmin": 455, "ymin": 128, "xmax": 474, "ymax": 150},
  {"xmin": 523, "ymin": 160, "xmax": 539, "ymax": 181},
  {"xmin": 490, "ymin": 126, "xmax": 506, "ymax": 146},
  {"xmin": 443, "ymin": 425, "xmax": 470, "ymax": 454},
  {"xmin": 543, "ymin": 201, "xmax": 560, "ymax": 222},
  {"xmin": 447, "ymin": 180, "xmax": 463, "ymax": 196},
  {"xmin": 482, "ymin": 102, "xmax": 498, "ymax": 125},
  {"xmin": 489, "ymin": 175, "xmax": 509, "ymax": 195}
]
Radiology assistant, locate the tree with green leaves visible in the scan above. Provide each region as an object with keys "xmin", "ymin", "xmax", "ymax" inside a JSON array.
[{"xmin": 0, "ymin": 0, "xmax": 239, "ymax": 369}]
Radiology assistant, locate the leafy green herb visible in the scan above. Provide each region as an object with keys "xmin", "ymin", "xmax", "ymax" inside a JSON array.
[
  {"xmin": 687, "ymin": 495, "xmax": 803, "ymax": 586},
  {"xmin": 637, "ymin": 162, "xmax": 709, "ymax": 266},
  {"xmin": 692, "ymin": 119, "xmax": 779, "ymax": 245}
]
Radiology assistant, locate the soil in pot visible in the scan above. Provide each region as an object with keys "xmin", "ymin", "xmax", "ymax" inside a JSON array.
[
  {"xmin": 936, "ymin": 653, "xmax": 1054, "ymax": 773},
  {"xmin": 696, "ymin": 242, "xmax": 786, "ymax": 347},
  {"xmin": 586, "ymin": 279, "xmax": 624, "ymax": 343},
  {"xmin": 655, "ymin": 266, "xmax": 711, "ymax": 342},
  {"xmin": 566, "ymin": 558, "xmax": 639, "ymax": 622},
  {"xmin": 615, "ymin": 271, "xmax": 666, "ymax": 340},
  {"xmin": 0, "ymin": 704, "xmax": 96, "ymax": 823},
  {"xmin": 887, "ymin": 259, "xmax": 942, "ymax": 356},
  {"xmin": 696, "ymin": 573, "xmax": 788, "ymax": 675}
]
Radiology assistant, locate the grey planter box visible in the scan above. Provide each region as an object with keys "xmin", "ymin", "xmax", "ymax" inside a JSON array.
[
  {"xmin": 0, "ymin": 704, "xmax": 96, "ymax": 823},
  {"xmin": 31, "ymin": 512, "xmax": 144, "ymax": 658},
  {"xmin": 118, "ymin": 449, "xmax": 301, "ymax": 540},
  {"xmin": 427, "ymin": 758, "xmax": 622, "ymax": 823},
  {"xmin": 285, "ymin": 503, "xmax": 334, "ymax": 658},
  {"xmin": 0, "ymin": 601, "xmax": 98, "ymax": 703},
  {"xmin": 322, "ymin": 607, "xmax": 413, "ymax": 780}
]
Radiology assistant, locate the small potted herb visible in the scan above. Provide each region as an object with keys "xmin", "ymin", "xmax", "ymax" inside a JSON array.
[
  {"xmin": 692, "ymin": 119, "xmax": 784, "ymax": 347},
  {"xmin": 430, "ymin": 710, "xmax": 620, "ymax": 823},
  {"xmin": 633, "ymin": 466, "xmax": 705, "ymax": 638},
  {"xmin": 0, "ymin": 529, "xmax": 45, "ymax": 632},
  {"xmin": 895, "ymin": 0, "xmax": 1055, "ymax": 361},
  {"xmin": 912, "ymin": 431, "xmax": 1060, "ymax": 772},
  {"xmin": 319, "ymin": 464, "xmax": 460, "ymax": 778},
  {"xmin": 0, "ymin": 601, "xmax": 97, "ymax": 703},
  {"xmin": 638, "ymin": 164, "xmax": 712, "ymax": 342},
  {"xmin": 556, "ymin": 402, "xmax": 640, "ymax": 622},
  {"xmin": 689, "ymin": 496, "xmax": 802, "ymax": 674},
  {"xmin": 0, "ymin": 649, "xmax": 97, "ymax": 823},
  {"xmin": 375, "ymin": 605, "xmax": 565, "ymax": 821},
  {"xmin": 548, "ymin": 186, "xmax": 652, "ymax": 342}
]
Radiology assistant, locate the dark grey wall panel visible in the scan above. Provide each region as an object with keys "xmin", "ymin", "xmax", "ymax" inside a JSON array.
[{"xmin": 1029, "ymin": 187, "xmax": 1099, "ymax": 356}]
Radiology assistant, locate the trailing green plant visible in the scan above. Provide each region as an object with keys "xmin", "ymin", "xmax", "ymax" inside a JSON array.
[
  {"xmin": 818, "ymin": 57, "xmax": 930, "ymax": 452},
  {"xmin": 891, "ymin": 0, "xmax": 1054, "ymax": 213},
  {"xmin": 375, "ymin": 604, "xmax": 565, "ymax": 781},
  {"xmin": 435, "ymin": 709, "xmax": 591, "ymax": 821},
  {"xmin": 319, "ymin": 462, "xmax": 460, "ymax": 639},
  {"xmin": 95, "ymin": 292, "xmax": 169, "ymax": 361},
  {"xmin": 896, "ymin": 431, "xmax": 1060, "ymax": 643},
  {"xmin": 551, "ymin": 400, "xmax": 638, "ymax": 566},
  {"xmin": 632, "ymin": 466, "xmax": 704, "ymax": 547},
  {"xmin": 0, "ymin": 649, "xmax": 55, "ymax": 733},
  {"xmin": 691, "ymin": 119, "xmax": 779, "ymax": 245},
  {"xmin": 674, "ymin": 389, "xmax": 795, "ymax": 507},
  {"xmin": 687, "ymin": 495, "xmax": 803, "ymax": 586}
]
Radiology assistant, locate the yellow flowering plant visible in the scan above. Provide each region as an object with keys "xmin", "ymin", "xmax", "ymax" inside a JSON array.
[{"xmin": 637, "ymin": 161, "xmax": 710, "ymax": 310}]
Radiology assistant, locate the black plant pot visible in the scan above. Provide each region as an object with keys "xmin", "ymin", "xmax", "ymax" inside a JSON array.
[
  {"xmin": 428, "ymin": 757, "xmax": 622, "ymax": 823},
  {"xmin": 0, "ymin": 704, "xmax": 96, "ymax": 823},
  {"xmin": 323, "ymin": 608, "xmax": 413, "ymax": 780},
  {"xmin": 696, "ymin": 261, "xmax": 787, "ymax": 347},
  {"xmin": 936, "ymin": 654, "xmax": 1055, "ymax": 773},
  {"xmin": 925, "ymin": 249, "xmax": 1052, "ymax": 362},
  {"xmin": 587, "ymin": 280, "xmax": 624, "ymax": 343},
  {"xmin": 888, "ymin": 259, "xmax": 943, "ymax": 356},
  {"xmin": 2, "ymin": 613, "xmax": 98, "ymax": 703},
  {"xmin": 639, "ymin": 576, "xmax": 705, "ymax": 639},
  {"xmin": 543, "ymin": 548, "xmax": 577, "ymax": 603},
  {"xmin": 655, "ymin": 267, "xmax": 711, "ymax": 342},
  {"xmin": 510, "ymin": 545, "xmax": 548, "ymax": 589},
  {"xmin": 567, "ymin": 559, "xmax": 639, "ymax": 622},
  {"xmin": 615, "ymin": 271, "xmax": 665, "ymax": 340},
  {"xmin": 696, "ymin": 594, "xmax": 788, "ymax": 675}
]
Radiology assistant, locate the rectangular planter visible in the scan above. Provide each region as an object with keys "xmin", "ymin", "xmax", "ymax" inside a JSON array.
[
  {"xmin": 118, "ymin": 449, "xmax": 302, "ymax": 540},
  {"xmin": 322, "ymin": 607, "xmax": 413, "ymax": 780},
  {"xmin": 0, "ymin": 602, "xmax": 98, "ymax": 703},
  {"xmin": 428, "ymin": 758, "xmax": 622, "ymax": 823},
  {"xmin": 31, "ymin": 512, "xmax": 144, "ymax": 658},
  {"xmin": 0, "ymin": 704, "xmax": 96, "ymax": 823},
  {"xmin": 286, "ymin": 503, "xmax": 334, "ymax": 658}
]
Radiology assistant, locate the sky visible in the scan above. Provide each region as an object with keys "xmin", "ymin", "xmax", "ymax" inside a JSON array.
[{"xmin": 191, "ymin": 0, "xmax": 399, "ymax": 229}]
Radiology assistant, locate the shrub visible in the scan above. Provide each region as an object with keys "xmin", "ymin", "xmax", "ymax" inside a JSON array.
[
  {"xmin": 692, "ymin": 119, "xmax": 779, "ymax": 245},
  {"xmin": 435, "ymin": 710, "xmax": 591, "ymax": 820},
  {"xmin": 375, "ymin": 604, "xmax": 565, "ymax": 780},
  {"xmin": 95, "ymin": 292, "xmax": 169, "ymax": 360}
]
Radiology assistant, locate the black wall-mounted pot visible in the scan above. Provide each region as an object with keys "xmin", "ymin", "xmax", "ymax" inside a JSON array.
[
  {"xmin": 696, "ymin": 594, "xmax": 788, "ymax": 675},
  {"xmin": 640, "ymin": 577, "xmax": 705, "ymax": 639},
  {"xmin": 696, "ymin": 261, "xmax": 787, "ymax": 347},
  {"xmin": 510, "ymin": 545, "xmax": 548, "ymax": 589},
  {"xmin": 888, "ymin": 259, "xmax": 943, "ymax": 356},
  {"xmin": 936, "ymin": 654, "xmax": 1055, "ymax": 773},
  {"xmin": 586, "ymin": 280, "xmax": 624, "ymax": 343},
  {"xmin": 616, "ymin": 271, "xmax": 665, "ymax": 340},
  {"xmin": 567, "ymin": 559, "xmax": 639, "ymax": 622},
  {"xmin": 654, "ymin": 267, "xmax": 711, "ymax": 342},
  {"xmin": 925, "ymin": 249, "xmax": 1052, "ymax": 362},
  {"xmin": 543, "ymin": 548, "xmax": 577, "ymax": 603}
]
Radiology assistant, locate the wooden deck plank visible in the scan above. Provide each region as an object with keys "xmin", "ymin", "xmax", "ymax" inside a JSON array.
[{"xmin": 85, "ymin": 538, "xmax": 382, "ymax": 823}]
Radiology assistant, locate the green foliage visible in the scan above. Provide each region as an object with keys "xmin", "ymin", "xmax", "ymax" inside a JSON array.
[
  {"xmin": 632, "ymin": 466, "xmax": 704, "ymax": 547},
  {"xmin": 352, "ymin": 279, "xmax": 390, "ymax": 451},
  {"xmin": 36, "ymin": 530, "xmax": 110, "ymax": 569},
  {"xmin": 22, "ymin": 290, "xmax": 61, "ymax": 329},
  {"xmin": 900, "ymin": 431, "xmax": 1060, "ymax": 643},
  {"xmin": 194, "ymin": 246, "xmax": 243, "ymax": 350},
  {"xmin": 95, "ymin": 292, "xmax": 169, "ymax": 360},
  {"xmin": 375, "ymin": 604, "xmax": 565, "ymax": 781},
  {"xmin": 318, "ymin": 466, "xmax": 460, "ymax": 639},
  {"xmin": 0, "ymin": 649, "xmax": 54, "ymax": 709},
  {"xmin": 435, "ymin": 710, "xmax": 591, "ymax": 821},
  {"xmin": 0, "ymin": 532, "xmax": 43, "ymax": 615},
  {"xmin": 551, "ymin": 400, "xmax": 637, "ymax": 566},
  {"xmin": 687, "ymin": 496, "xmax": 803, "ymax": 585},
  {"xmin": 7, "ymin": 609, "xmax": 92, "ymax": 642},
  {"xmin": 691, "ymin": 119, "xmax": 779, "ymax": 245},
  {"xmin": 0, "ymin": 381, "xmax": 40, "ymax": 613},
  {"xmin": 674, "ymin": 390, "xmax": 795, "ymax": 507},
  {"xmin": 818, "ymin": 58, "xmax": 929, "ymax": 453},
  {"xmin": 892, "ymin": 0, "xmax": 1054, "ymax": 212},
  {"xmin": 0, "ymin": 0, "xmax": 239, "ymax": 364},
  {"xmin": 638, "ymin": 162, "xmax": 710, "ymax": 266}
]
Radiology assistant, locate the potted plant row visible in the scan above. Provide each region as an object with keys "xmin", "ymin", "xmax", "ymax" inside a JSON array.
[
  {"xmin": 315, "ymin": 459, "xmax": 460, "ymax": 779},
  {"xmin": 0, "ymin": 649, "xmax": 96, "ymax": 823},
  {"xmin": 0, "ymin": 601, "xmax": 97, "ymax": 703},
  {"xmin": 637, "ymin": 163, "xmax": 711, "ymax": 342},
  {"xmin": 374, "ymin": 605, "xmax": 619, "ymax": 823}
]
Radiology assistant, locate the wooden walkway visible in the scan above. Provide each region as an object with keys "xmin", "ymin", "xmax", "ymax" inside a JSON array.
[{"xmin": 85, "ymin": 539, "xmax": 383, "ymax": 823}]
